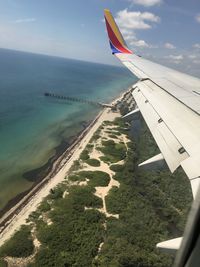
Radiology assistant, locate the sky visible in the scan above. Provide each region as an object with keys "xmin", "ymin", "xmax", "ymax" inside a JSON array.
[{"xmin": 0, "ymin": 0, "xmax": 199, "ymax": 76}]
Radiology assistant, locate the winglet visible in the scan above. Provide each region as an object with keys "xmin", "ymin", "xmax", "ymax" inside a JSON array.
[{"xmin": 104, "ymin": 9, "xmax": 133, "ymax": 54}]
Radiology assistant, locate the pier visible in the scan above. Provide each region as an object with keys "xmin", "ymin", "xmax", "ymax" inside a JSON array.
[{"xmin": 44, "ymin": 92, "xmax": 113, "ymax": 108}]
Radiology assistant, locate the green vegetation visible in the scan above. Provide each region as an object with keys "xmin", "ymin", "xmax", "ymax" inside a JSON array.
[
  {"xmin": 38, "ymin": 200, "xmax": 51, "ymax": 212},
  {"xmin": 28, "ymin": 184, "xmax": 105, "ymax": 266},
  {"xmin": 110, "ymin": 164, "xmax": 125, "ymax": 173},
  {"xmin": 0, "ymin": 225, "xmax": 34, "ymax": 258},
  {"xmin": 103, "ymin": 121, "xmax": 113, "ymax": 126},
  {"xmin": 98, "ymin": 140, "xmax": 126, "ymax": 163},
  {"xmin": 0, "ymin": 259, "xmax": 7, "ymax": 267},
  {"xmin": 108, "ymin": 134, "xmax": 118, "ymax": 139},
  {"xmin": 80, "ymin": 149, "xmax": 90, "ymax": 160},
  {"xmin": 95, "ymin": 119, "xmax": 192, "ymax": 267},
  {"xmin": 68, "ymin": 159, "xmax": 81, "ymax": 172},
  {"xmin": 49, "ymin": 184, "xmax": 66, "ymax": 200},
  {"xmin": 68, "ymin": 170, "xmax": 110, "ymax": 187},
  {"xmin": 90, "ymin": 128, "xmax": 101, "ymax": 142},
  {"xmin": 68, "ymin": 173, "xmax": 85, "ymax": 182},
  {"xmin": 25, "ymin": 169, "xmax": 111, "ymax": 266},
  {"xmin": 67, "ymin": 185, "xmax": 103, "ymax": 208},
  {"xmin": 86, "ymin": 143, "xmax": 94, "ymax": 151},
  {"xmin": 86, "ymin": 158, "xmax": 101, "ymax": 167},
  {"xmin": 0, "ymin": 117, "xmax": 192, "ymax": 267},
  {"xmin": 99, "ymin": 155, "xmax": 111, "ymax": 165},
  {"xmin": 79, "ymin": 171, "xmax": 110, "ymax": 187}
]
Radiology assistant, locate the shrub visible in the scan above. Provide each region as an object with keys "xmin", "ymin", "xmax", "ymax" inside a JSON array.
[
  {"xmin": 0, "ymin": 259, "xmax": 7, "ymax": 267},
  {"xmin": 102, "ymin": 140, "xmax": 115, "ymax": 146},
  {"xmin": 103, "ymin": 121, "xmax": 113, "ymax": 126},
  {"xmin": 50, "ymin": 185, "xmax": 65, "ymax": 199},
  {"xmin": 109, "ymin": 134, "xmax": 118, "ymax": 139},
  {"xmin": 112, "ymin": 131, "xmax": 121, "ymax": 136},
  {"xmin": 69, "ymin": 160, "xmax": 81, "ymax": 172},
  {"xmin": 28, "ymin": 211, "xmax": 41, "ymax": 222},
  {"xmin": 0, "ymin": 225, "xmax": 34, "ymax": 258},
  {"xmin": 99, "ymin": 156, "xmax": 111, "ymax": 164},
  {"xmin": 86, "ymin": 143, "xmax": 94, "ymax": 151},
  {"xmin": 80, "ymin": 149, "xmax": 89, "ymax": 161},
  {"xmin": 68, "ymin": 174, "xmax": 85, "ymax": 182},
  {"xmin": 68, "ymin": 185, "xmax": 103, "ymax": 208},
  {"xmin": 99, "ymin": 139, "xmax": 126, "ymax": 163},
  {"xmin": 110, "ymin": 164, "xmax": 125, "ymax": 172},
  {"xmin": 86, "ymin": 158, "xmax": 100, "ymax": 167},
  {"xmin": 79, "ymin": 171, "xmax": 110, "ymax": 187},
  {"xmin": 38, "ymin": 201, "xmax": 51, "ymax": 212}
]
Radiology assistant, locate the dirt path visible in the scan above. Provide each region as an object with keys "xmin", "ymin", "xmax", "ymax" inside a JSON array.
[{"xmin": 81, "ymin": 121, "xmax": 129, "ymax": 219}]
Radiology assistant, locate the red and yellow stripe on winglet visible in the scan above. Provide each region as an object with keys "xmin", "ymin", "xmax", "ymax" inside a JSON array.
[{"xmin": 104, "ymin": 9, "xmax": 132, "ymax": 54}]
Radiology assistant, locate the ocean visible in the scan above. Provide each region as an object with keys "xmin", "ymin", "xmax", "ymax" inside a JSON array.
[{"xmin": 0, "ymin": 48, "xmax": 136, "ymax": 212}]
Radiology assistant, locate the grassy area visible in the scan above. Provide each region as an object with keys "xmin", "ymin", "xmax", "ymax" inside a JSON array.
[
  {"xmin": 80, "ymin": 149, "xmax": 90, "ymax": 161},
  {"xmin": 86, "ymin": 158, "xmax": 101, "ymax": 167},
  {"xmin": 0, "ymin": 259, "xmax": 7, "ymax": 267},
  {"xmin": 79, "ymin": 171, "xmax": 110, "ymax": 187},
  {"xmin": 95, "ymin": 119, "xmax": 192, "ymax": 267},
  {"xmin": 108, "ymin": 134, "xmax": 118, "ymax": 139},
  {"xmin": 98, "ymin": 140, "xmax": 126, "ymax": 164},
  {"xmin": 110, "ymin": 164, "xmax": 125, "ymax": 172},
  {"xmin": 0, "ymin": 225, "xmax": 34, "ymax": 258},
  {"xmin": 26, "ymin": 182, "xmax": 105, "ymax": 266}
]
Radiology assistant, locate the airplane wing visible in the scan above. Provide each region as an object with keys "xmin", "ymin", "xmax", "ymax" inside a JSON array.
[
  {"xmin": 104, "ymin": 9, "xmax": 200, "ymax": 265},
  {"xmin": 104, "ymin": 9, "xmax": 200, "ymax": 199}
]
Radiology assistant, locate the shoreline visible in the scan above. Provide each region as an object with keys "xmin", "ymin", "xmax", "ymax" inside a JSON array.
[
  {"xmin": 0, "ymin": 88, "xmax": 131, "ymax": 246},
  {"xmin": 0, "ymin": 121, "xmax": 92, "ymax": 220}
]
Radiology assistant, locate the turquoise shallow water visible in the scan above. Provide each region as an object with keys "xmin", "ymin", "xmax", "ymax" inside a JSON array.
[{"xmin": 0, "ymin": 48, "xmax": 136, "ymax": 211}]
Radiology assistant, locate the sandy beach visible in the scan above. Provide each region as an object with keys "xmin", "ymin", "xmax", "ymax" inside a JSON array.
[{"xmin": 0, "ymin": 89, "xmax": 129, "ymax": 247}]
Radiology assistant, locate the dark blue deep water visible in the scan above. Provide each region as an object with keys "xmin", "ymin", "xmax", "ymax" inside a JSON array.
[{"xmin": 0, "ymin": 48, "xmax": 136, "ymax": 210}]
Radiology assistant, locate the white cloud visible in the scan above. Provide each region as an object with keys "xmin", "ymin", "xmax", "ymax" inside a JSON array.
[
  {"xmin": 115, "ymin": 9, "xmax": 160, "ymax": 50},
  {"xmin": 193, "ymin": 59, "xmax": 200, "ymax": 64},
  {"xmin": 129, "ymin": 0, "xmax": 162, "ymax": 7},
  {"xmin": 164, "ymin": 42, "xmax": 176, "ymax": 49},
  {"xmin": 13, "ymin": 18, "xmax": 36, "ymax": 24},
  {"xmin": 193, "ymin": 43, "xmax": 200, "ymax": 49},
  {"xmin": 130, "ymin": 39, "xmax": 149, "ymax": 47},
  {"xmin": 168, "ymin": 54, "xmax": 183, "ymax": 60},
  {"xmin": 188, "ymin": 54, "xmax": 197, "ymax": 59},
  {"xmin": 115, "ymin": 9, "xmax": 160, "ymax": 31},
  {"xmin": 164, "ymin": 54, "xmax": 183, "ymax": 64},
  {"xmin": 195, "ymin": 13, "xmax": 200, "ymax": 23}
]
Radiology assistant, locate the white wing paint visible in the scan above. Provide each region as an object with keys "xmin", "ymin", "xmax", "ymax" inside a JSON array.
[{"xmin": 104, "ymin": 9, "xmax": 200, "ymax": 264}]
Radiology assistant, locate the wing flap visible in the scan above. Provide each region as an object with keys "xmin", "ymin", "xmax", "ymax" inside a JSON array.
[
  {"xmin": 181, "ymin": 155, "xmax": 200, "ymax": 197},
  {"xmin": 137, "ymin": 80, "xmax": 200, "ymax": 155},
  {"xmin": 133, "ymin": 83, "xmax": 189, "ymax": 172}
]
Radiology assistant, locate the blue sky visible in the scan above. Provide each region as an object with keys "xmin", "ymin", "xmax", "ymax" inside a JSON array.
[{"xmin": 0, "ymin": 0, "xmax": 200, "ymax": 76}]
